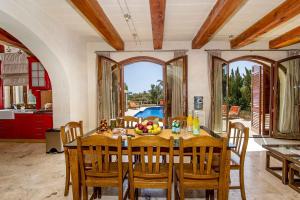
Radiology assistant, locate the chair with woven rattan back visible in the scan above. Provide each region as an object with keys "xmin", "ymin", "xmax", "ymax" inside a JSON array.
[
  {"xmin": 123, "ymin": 116, "xmax": 139, "ymax": 128},
  {"xmin": 77, "ymin": 135, "xmax": 128, "ymax": 200},
  {"xmin": 60, "ymin": 121, "xmax": 83, "ymax": 196},
  {"xmin": 228, "ymin": 121, "xmax": 249, "ymax": 200},
  {"xmin": 128, "ymin": 136, "xmax": 174, "ymax": 200},
  {"xmin": 174, "ymin": 136, "xmax": 228, "ymax": 200}
]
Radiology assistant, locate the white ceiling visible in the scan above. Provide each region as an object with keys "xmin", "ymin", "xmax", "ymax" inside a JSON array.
[{"xmin": 32, "ymin": 0, "xmax": 300, "ymax": 46}]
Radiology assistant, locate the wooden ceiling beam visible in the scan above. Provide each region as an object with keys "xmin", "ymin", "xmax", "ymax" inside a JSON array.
[
  {"xmin": 69, "ymin": 0, "xmax": 124, "ymax": 50},
  {"xmin": 231, "ymin": 0, "xmax": 300, "ymax": 49},
  {"xmin": 269, "ymin": 26, "xmax": 300, "ymax": 49},
  {"xmin": 0, "ymin": 27, "xmax": 31, "ymax": 54},
  {"xmin": 192, "ymin": 0, "xmax": 246, "ymax": 49},
  {"xmin": 149, "ymin": 0, "xmax": 166, "ymax": 49}
]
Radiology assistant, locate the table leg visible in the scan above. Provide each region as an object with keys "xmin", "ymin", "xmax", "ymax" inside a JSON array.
[{"xmin": 69, "ymin": 149, "xmax": 81, "ymax": 200}]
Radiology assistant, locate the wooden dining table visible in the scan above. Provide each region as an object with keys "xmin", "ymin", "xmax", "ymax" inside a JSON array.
[{"xmin": 64, "ymin": 126, "xmax": 234, "ymax": 200}]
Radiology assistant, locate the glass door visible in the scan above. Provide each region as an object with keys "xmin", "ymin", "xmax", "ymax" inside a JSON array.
[
  {"xmin": 211, "ymin": 56, "xmax": 229, "ymax": 133},
  {"xmin": 97, "ymin": 56, "xmax": 121, "ymax": 124},
  {"xmin": 273, "ymin": 55, "xmax": 300, "ymax": 139},
  {"xmin": 165, "ymin": 56, "xmax": 188, "ymax": 125}
]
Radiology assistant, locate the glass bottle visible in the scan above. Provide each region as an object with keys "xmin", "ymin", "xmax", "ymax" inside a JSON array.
[
  {"xmin": 193, "ymin": 110, "xmax": 200, "ymax": 135},
  {"xmin": 187, "ymin": 110, "xmax": 193, "ymax": 132}
]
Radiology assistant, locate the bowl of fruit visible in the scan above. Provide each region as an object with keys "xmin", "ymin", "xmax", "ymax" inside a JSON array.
[{"xmin": 134, "ymin": 120, "xmax": 162, "ymax": 135}]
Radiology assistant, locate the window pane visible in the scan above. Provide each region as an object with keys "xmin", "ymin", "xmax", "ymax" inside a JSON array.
[
  {"xmin": 32, "ymin": 62, "xmax": 38, "ymax": 70},
  {"xmin": 39, "ymin": 70, "xmax": 45, "ymax": 78},
  {"xmin": 13, "ymin": 86, "xmax": 24, "ymax": 104},
  {"xmin": 32, "ymin": 71, "xmax": 39, "ymax": 78},
  {"xmin": 4, "ymin": 86, "xmax": 11, "ymax": 108},
  {"xmin": 32, "ymin": 78, "xmax": 39, "ymax": 86},
  {"xmin": 27, "ymin": 89, "xmax": 36, "ymax": 104},
  {"xmin": 38, "ymin": 63, "xmax": 45, "ymax": 70},
  {"xmin": 39, "ymin": 78, "xmax": 45, "ymax": 86}
]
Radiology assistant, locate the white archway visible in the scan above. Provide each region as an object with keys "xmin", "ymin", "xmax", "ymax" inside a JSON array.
[{"xmin": 0, "ymin": 10, "xmax": 71, "ymax": 127}]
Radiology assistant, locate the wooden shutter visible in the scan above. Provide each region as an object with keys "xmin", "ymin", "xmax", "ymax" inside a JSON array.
[{"xmin": 251, "ymin": 65, "xmax": 261, "ymax": 134}]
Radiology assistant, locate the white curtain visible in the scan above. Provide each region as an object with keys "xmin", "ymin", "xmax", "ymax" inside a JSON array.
[
  {"xmin": 207, "ymin": 51, "xmax": 221, "ymax": 130},
  {"xmin": 97, "ymin": 56, "xmax": 119, "ymax": 125},
  {"xmin": 0, "ymin": 53, "xmax": 28, "ymax": 86},
  {"xmin": 278, "ymin": 52, "xmax": 300, "ymax": 135},
  {"xmin": 212, "ymin": 59, "xmax": 224, "ymax": 133},
  {"xmin": 98, "ymin": 58, "xmax": 113, "ymax": 124},
  {"xmin": 170, "ymin": 59, "xmax": 184, "ymax": 117}
]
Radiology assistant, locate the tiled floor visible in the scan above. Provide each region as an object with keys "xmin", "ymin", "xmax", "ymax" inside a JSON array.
[{"xmin": 0, "ymin": 138, "xmax": 300, "ymax": 200}]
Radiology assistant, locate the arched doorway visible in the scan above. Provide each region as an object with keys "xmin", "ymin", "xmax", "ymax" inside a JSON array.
[
  {"xmin": 97, "ymin": 55, "xmax": 188, "ymax": 125},
  {"xmin": 0, "ymin": 10, "xmax": 71, "ymax": 127},
  {"xmin": 211, "ymin": 55, "xmax": 275, "ymax": 136}
]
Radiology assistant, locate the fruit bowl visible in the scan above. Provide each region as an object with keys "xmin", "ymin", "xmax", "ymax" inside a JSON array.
[{"xmin": 134, "ymin": 120, "xmax": 162, "ymax": 135}]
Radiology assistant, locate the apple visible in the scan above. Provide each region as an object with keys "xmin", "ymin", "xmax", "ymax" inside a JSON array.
[
  {"xmin": 138, "ymin": 124, "xmax": 144, "ymax": 130},
  {"xmin": 135, "ymin": 124, "xmax": 138, "ymax": 128},
  {"xmin": 142, "ymin": 120, "xmax": 148, "ymax": 126},
  {"xmin": 147, "ymin": 121, "xmax": 153, "ymax": 126},
  {"xmin": 143, "ymin": 128, "xmax": 148, "ymax": 133}
]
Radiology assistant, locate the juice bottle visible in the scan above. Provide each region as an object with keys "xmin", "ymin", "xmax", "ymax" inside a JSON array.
[
  {"xmin": 187, "ymin": 110, "xmax": 193, "ymax": 132},
  {"xmin": 193, "ymin": 111, "xmax": 200, "ymax": 135}
]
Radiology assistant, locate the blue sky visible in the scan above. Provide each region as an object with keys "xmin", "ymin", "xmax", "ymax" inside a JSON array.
[
  {"xmin": 124, "ymin": 60, "xmax": 257, "ymax": 93},
  {"xmin": 229, "ymin": 60, "xmax": 257, "ymax": 75},
  {"xmin": 124, "ymin": 62, "xmax": 162, "ymax": 93}
]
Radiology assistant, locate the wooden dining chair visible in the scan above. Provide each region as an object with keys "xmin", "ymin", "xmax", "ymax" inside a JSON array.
[
  {"xmin": 77, "ymin": 135, "xmax": 128, "ymax": 200},
  {"xmin": 123, "ymin": 116, "xmax": 139, "ymax": 128},
  {"xmin": 170, "ymin": 116, "xmax": 187, "ymax": 128},
  {"xmin": 60, "ymin": 121, "xmax": 83, "ymax": 196},
  {"xmin": 127, "ymin": 136, "xmax": 174, "ymax": 200},
  {"xmin": 228, "ymin": 121, "xmax": 249, "ymax": 200},
  {"xmin": 174, "ymin": 136, "xmax": 228, "ymax": 200},
  {"xmin": 143, "ymin": 116, "xmax": 163, "ymax": 122}
]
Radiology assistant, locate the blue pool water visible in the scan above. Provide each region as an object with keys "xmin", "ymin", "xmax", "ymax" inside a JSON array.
[{"xmin": 134, "ymin": 106, "xmax": 164, "ymax": 118}]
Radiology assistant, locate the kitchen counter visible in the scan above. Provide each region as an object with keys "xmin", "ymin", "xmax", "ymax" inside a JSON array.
[{"xmin": 0, "ymin": 109, "xmax": 53, "ymax": 119}]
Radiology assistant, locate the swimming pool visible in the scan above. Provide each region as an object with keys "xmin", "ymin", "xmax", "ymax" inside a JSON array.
[{"xmin": 134, "ymin": 106, "xmax": 164, "ymax": 118}]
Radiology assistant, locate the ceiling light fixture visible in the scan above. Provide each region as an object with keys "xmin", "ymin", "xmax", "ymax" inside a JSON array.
[{"xmin": 117, "ymin": 0, "xmax": 141, "ymax": 45}]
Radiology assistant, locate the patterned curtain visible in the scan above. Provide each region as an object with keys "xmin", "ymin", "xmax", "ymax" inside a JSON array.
[{"xmin": 0, "ymin": 53, "xmax": 28, "ymax": 86}]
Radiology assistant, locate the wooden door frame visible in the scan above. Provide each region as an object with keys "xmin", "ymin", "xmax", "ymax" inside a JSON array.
[
  {"xmin": 119, "ymin": 56, "xmax": 188, "ymax": 125},
  {"xmin": 119, "ymin": 56, "xmax": 166, "ymax": 118},
  {"xmin": 272, "ymin": 55, "xmax": 300, "ymax": 139}
]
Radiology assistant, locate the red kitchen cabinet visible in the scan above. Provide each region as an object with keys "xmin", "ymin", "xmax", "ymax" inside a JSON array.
[
  {"xmin": 0, "ymin": 113, "xmax": 53, "ymax": 140},
  {"xmin": 0, "ymin": 120, "xmax": 15, "ymax": 139}
]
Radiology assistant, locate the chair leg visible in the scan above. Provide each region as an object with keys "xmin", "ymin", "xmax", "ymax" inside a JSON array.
[
  {"xmin": 98, "ymin": 187, "xmax": 102, "ymax": 198},
  {"xmin": 179, "ymin": 185, "xmax": 184, "ymax": 200},
  {"xmin": 64, "ymin": 160, "xmax": 70, "ymax": 196},
  {"xmin": 119, "ymin": 184, "xmax": 123, "ymax": 200},
  {"xmin": 239, "ymin": 168, "xmax": 246, "ymax": 200},
  {"xmin": 167, "ymin": 189, "xmax": 171, "ymax": 200},
  {"xmin": 129, "ymin": 186, "xmax": 135, "ymax": 200},
  {"xmin": 82, "ymin": 186, "xmax": 88, "ymax": 200},
  {"xmin": 134, "ymin": 189, "xmax": 138, "ymax": 200},
  {"xmin": 206, "ymin": 190, "xmax": 214, "ymax": 200}
]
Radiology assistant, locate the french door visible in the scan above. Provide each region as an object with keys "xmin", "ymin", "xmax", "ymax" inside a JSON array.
[
  {"xmin": 97, "ymin": 56, "xmax": 122, "ymax": 124},
  {"xmin": 165, "ymin": 56, "xmax": 188, "ymax": 124},
  {"xmin": 272, "ymin": 55, "xmax": 300, "ymax": 139},
  {"xmin": 97, "ymin": 55, "xmax": 188, "ymax": 125},
  {"xmin": 211, "ymin": 56, "xmax": 229, "ymax": 133}
]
